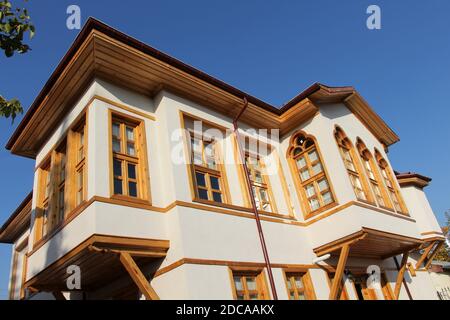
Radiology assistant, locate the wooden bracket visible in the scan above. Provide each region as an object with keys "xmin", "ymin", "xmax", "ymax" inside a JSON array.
[
  {"xmin": 329, "ymin": 244, "xmax": 350, "ymax": 300},
  {"xmin": 119, "ymin": 252, "xmax": 159, "ymax": 300},
  {"xmin": 394, "ymin": 252, "xmax": 409, "ymax": 300}
]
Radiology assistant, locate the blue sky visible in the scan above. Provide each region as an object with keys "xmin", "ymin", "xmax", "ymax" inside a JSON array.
[{"xmin": 0, "ymin": 0, "xmax": 449, "ymax": 299}]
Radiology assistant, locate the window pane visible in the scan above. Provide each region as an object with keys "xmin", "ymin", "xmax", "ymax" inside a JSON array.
[
  {"xmin": 210, "ymin": 176, "xmax": 220, "ymax": 190},
  {"xmin": 322, "ymin": 191, "xmax": 333, "ymax": 205},
  {"xmin": 289, "ymin": 291, "xmax": 295, "ymax": 300},
  {"xmin": 318, "ymin": 179, "xmax": 329, "ymax": 191},
  {"xmin": 195, "ymin": 172, "xmax": 206, "ymax": 187},
  {"xmin": 295, "ymin": 277, "xmax": 304, "ymax": 289},
  {"xmin": 246, "ymin": 277, "xmax": 257, "ymax": 290},
  {"xmin": 253, "ymin": 186, "xmax": 261, "ymax": 210},
  {"xmin": 127, "ymin": 143, "xmax": 136, "ymax": 156},
  {"xmin": 296, "ymin": 157, "xmax": 306, "ymax": 169},
  {"xmin": 259, "ymin": 188, "xmax": 269, "ymax": 202},
  {"xmin": 193, "ymin": 152, "xmax": 203, "ymax": 165},
  {"xmin": 128, "ymin": 182, "xmax": 138, "ymax": 197},
  {"xmin": 305, "ymin": 184, "xmax": 316, "ymax": 197},
  {"xmin": 298, "ymin": 293, "xmax": 306, "ymax": 300},
  {"xmin": 312, "ymin": 162, "xmax": 323, "ymax": 175},
  {"xmin": 198, "ymin": 188, "xmax": 209, "ymax": 200},
  {"xmin": 255, "ymin": 170, "xmax": 263, "ymax": 184},
  {"xmin": 212, "ymin": 192, "xmax": 222, "ymax": 203},
  {"xmin": 287, "ymin": 279, "xmax": 292, "ymax": 289},
  {"xmin": 309, "ymin": 198, "xmax": 320, "ymax": 211},
  {"xmin": 112, "ymin": 123, "xmax": 120, "ymax": 137},
  {"xmin": 308, "ymin": 150, "xmax": 318, "ymax": 162},
  {"xmin": 113, "ymin": 139, "xmax": 121, "ymax": 153},
  {"xmin": 128, "ymin": 163, "xmax": 137, "ymax": 180},
  {"xmin": 300, "ymin": 169, "xmax": 310, "ymax": 181},
  {"xmin": 114, "ymin": 178, "xmax": 123, "ymax": 195},
  {"xmin": 234, "ymin": 277, "xmax": 243, "ymax": 291},
  {"xmin": 113, "ymin": 159, "xmax": 122, "ymax": 176},
  {"xmin": 249, "ymin": 294, "xmax": 258, "ymax": 300},
  {"xmin": 126, "ymin": 127, "xmax": 134, "ymax": 141}
]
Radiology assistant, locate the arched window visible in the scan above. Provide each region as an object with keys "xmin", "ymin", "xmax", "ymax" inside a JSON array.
[
  {"xmin": 356, "ymin": 139, "xmax": 392, "ymax": 209},
  {"xmin": 288, "ymin": 132, "xmax": 335, "ymax": 216},
  {"xmin": 374, "ymin": 150, "xmax": 408, "ymax": 214},
  {"xmin": 334, "ymin": 127, "xmax": 372, "ymax": 203}
]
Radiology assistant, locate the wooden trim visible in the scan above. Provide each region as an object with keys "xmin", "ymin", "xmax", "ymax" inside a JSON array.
[
  {"xmin": 282, "ymin": 269, "xmax": 317, "ymax": 300},
  {"xmin": 231, "ymin": 134, "xmax": 251, "ymax": 208},
  {"xmin": 108, "ymin": 109, "xmax": 151, "ymax": 202},
  {"xmin": 407, "ymin": 262, "xmax": 416, "ymax": 277},
  {"xmin": 228, "ymin": 267, "xmax": 270, "ymax": 300},
  {"xmin": 286, "ymin": 130, "xmax": 338, "ymax": 220},
  {"xmin": 93, "ymin": 95, "xmax": 155, "ymax": 121},
  {"xmin": 329, "ymin": 244, "xmax": 350, "ymax": 300},
  {"xmin": 394, "ymin": 251, "xmax": 409, "ymax": 300},
  {"xmin": 119, "ymin": 252, "xmax": 159, "ymax": 300},
  {"xmin": 314, "ymin": 230, "xmax": 367, "ymax": 257},
  {"xmin": 273, "ymin": 151, "xmax": 295, "ymax": 217},
  {"xmin": 421, "ymin": 231, "xmax": 444, "ymax": 236},
  {"xmin": 334, "ymin": 126, "xmax": 375, "ymax": 204}
]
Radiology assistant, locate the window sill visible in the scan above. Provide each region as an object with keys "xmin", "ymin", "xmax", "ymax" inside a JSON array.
[
  {"xmin": 110, "ymin": 194, "xmax": 151, "ymax": 206},
  {"xmin": 303, "ymin": 202, "xmax": 339, "ymax": 220}
]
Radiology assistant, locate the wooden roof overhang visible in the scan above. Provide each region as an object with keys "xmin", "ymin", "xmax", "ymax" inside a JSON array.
[
  {"xmin": 0, "ymin": 192, "xmax": 32, "ymax": 244},
  {"xmin": 396, "ymin": 172, "xmax": 432, "ymax": 189},
  {"xmin": 6, "ymin": 18, "xmax": 399, "ymax": 159},
  {"xmin": 313, "ymin": 227, "xmax": 423, "ymax": 260},
  {"xmin": 24, "ymin": 234, "xmax": 169, "ymax": 293}
]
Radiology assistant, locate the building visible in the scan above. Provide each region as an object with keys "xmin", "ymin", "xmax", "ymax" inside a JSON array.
[
  {"xmin": 429, "ymin": 261, "xmax": 450, "ymax": 300},
  {"xmin": 0, "ymin": 18, "xmax": 446, "ymax": 300}
]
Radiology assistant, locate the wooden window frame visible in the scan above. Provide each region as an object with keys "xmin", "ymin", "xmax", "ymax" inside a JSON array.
[
  {"xmin": 374, "ymin": 150, "xmax": 409, "ymax": 215},
  {"xmin": 228, "ymin": 267, "xmax": 270, "ymax": 300},
  {"xmin": 245, "ymin": 151, "xmax": 278, "ymax": 214},
  {"xmin": 109, "ymin": 110, "xmax": 151, "ymax": 203},
  {"xmin": 9, "ymin": 237, "xmax": 28, "ymax": 300},
  {"xmin": 33, "ymin": 114, "xmax": 88, "ymax": 245},
  {"xmin": 334, "ymin": 127, "xmax": 374, "ymax": 204},
  {"xmin": 287, "ymin": 130, "xmax": 337, "ymax": 219},
  {"xmin": 283, "ymin": 269, "xmax": 316, "ymax": 300},
  {"xmin": 180, "ymin": 111, "xmax": 231, "ymax": 206},
  {"xmin": 356, "ymin": 139, "xmax": 393, "ymax": 211}
]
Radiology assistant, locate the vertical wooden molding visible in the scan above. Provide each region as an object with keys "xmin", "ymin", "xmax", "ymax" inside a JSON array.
[
  {"xmin": 119, "ymin": 252, "xmax": 159, "ymax": 300},
  {"xmin": 329, "ymin": 244, "xmax": 350, "ymax": 300},
  {"xmin": 394, "ymin": 251, "xmax": 409, "ymax": 300}
]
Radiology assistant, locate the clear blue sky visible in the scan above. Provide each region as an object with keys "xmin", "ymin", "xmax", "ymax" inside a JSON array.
[{"xmin": 0, "ymin": 0, "xmax": 449, "ymax": 299}]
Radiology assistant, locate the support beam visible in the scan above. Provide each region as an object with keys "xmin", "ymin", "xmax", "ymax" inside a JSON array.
[
  {"xmin": 415, "ymin": 241, "xmax": 435, "ymax": 269},
  {"xmin": 52, "ymin": 291, "xmax": 66, "ymax": 300},
  {"xmin": 329, "ymin": 244, "xmax": 350, "ymax": 300},
  {"xmin": 119, "ymin": 252, "xmax": 159, "ymax": 300},
  {"xmin": 424, "ymin": 241, "xmax": 444, "ymax": 270},
  {"xmin": 407, "ymin": 263, "xmax": 416, "ymax": 277},
  {"xmin": 394, "ymin": 252, "xmax": 409, "ymax": 300}
]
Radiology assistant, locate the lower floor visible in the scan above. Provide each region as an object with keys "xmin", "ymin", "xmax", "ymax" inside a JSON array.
[{"xmin": 24, "ymin": 255, "xmax": 439, "ymax": 300}]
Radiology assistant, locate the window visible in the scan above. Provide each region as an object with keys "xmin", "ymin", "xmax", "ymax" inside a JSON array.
[
  {"xmin": 230, "ymin": 270, "xmax": 269, "ymax": 300},
  {"xmin": 375, "ymin": 150, "xmax": 408, "ymax": 214},
  {"xmin": 356, "ymin": 139, "xmax": 392, "ymax": 209},
  {"xmin": 356, "ymin": 139, "xmax": 392, "ymax": 210},
  {"xmin": 110, "ymin": 114, "xmax": 149, "ymax": 200},
  {"xmin": 34, "ymin": 116, "xmax": 87, "ymax": 243},
  {"xmin": 288, "ymin": 132, "xmax": 335, "ymax": 215},
  {"xmin": 75, "ymin": 124, "xmax": 86, "ymax": 206},
  {"xmin": 245, "ymin": 153, "xmax": 275, "ymax": 212},
  {"xmin": 334, "ymin": 127, "xmax": 372, "ymax": 203},
  {"xmin": 284, "ymin": 272, "xmax": 316, "ymax": 300},
  {"xmin": 190, "ymin": 132, "xmax": 226, "ymax": 203}
]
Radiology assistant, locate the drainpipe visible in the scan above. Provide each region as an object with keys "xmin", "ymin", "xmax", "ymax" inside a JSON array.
[{"xmin": 233, "ymin": 97, "xmax": 278, "ymax": 300}]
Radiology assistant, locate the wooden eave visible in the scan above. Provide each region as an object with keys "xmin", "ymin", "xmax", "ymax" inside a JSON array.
[
  {"xmin": 24, "ymin": 234, "xmax": 169, "ymax": 292},
  {"xmin": 313, "ymin": 227, "xmax": 423, "ymax": 260},
  {"xmin": 396, "ymin": 172, "xmax": 432, "ymax": 189},
  {"xmin": 6, "ymin": 18, "xmax": 399, "ymax": 158},
  {"xmin": 0, "ymin": 192, "xmax": 32, "ymax": 244}
]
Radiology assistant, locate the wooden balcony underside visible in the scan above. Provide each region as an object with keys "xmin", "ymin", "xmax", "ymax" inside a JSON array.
[
  {"xmin": 25, "ymin": 234, "xmax": 169, "ymax": 293},
  {"xmin": 313, "ymin": 227, "xmax": 422, "ymax": 260}
]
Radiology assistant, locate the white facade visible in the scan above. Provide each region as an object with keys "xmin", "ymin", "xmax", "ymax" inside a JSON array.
[{"xmin": 2, "ymin": 76, "xmax": 444, "ymax": 300}]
